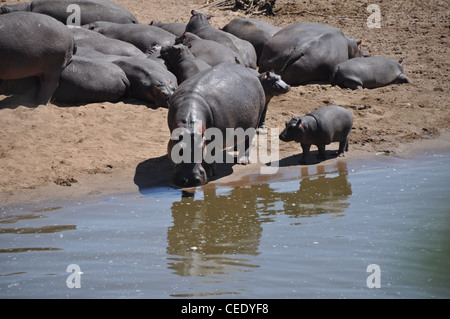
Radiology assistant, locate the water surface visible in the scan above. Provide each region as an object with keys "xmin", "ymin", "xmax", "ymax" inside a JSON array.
[{"xmin": 1, "ymin": 153, "xmax": 449, "ymax": 298}]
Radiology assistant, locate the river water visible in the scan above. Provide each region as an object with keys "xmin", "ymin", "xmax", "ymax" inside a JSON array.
[{"xmin": 1, "ymin": 152, "xmax": 449, "ymax": 298}]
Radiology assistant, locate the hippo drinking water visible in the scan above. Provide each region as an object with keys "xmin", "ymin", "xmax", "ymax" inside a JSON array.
[
  {"xmin": 279, "ymin": 105, "xmax": 353, "ymax": 163},
  {"xmin": 167, "ymin": 62, "xmax": 267, "ymax": 187}
]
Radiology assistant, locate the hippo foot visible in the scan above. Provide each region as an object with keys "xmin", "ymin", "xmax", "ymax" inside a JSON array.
[
  {"xmin": 257, "ymin": 126, "xmax": 268, "ymax": 135},
  {"xmin": 337, "ymin": 152, "xmax": 346, "ymax": 158},
  {"xmin": 237, "ymin": 157, "xmax": 251, "ymax": 165}
]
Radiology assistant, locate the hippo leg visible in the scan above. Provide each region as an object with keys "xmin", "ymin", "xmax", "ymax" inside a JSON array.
[
  {"xmin": 37, "ymin": 71, "xmax": 62, "ymax": 105},
  {"xmin": 317, "ymin": 144, "xmax": 326, "ymax": 159},
  {"xmin": 236, "ymin": 137, "xmax": 252, "ymax": 164},
  {"xmin": 337, "ymin": 139, "xmax": 348, "ymax": 157},
  {"xmin": 343, "ymin": 80, "xmax": 362, "ymax": 90},
  {"xmin": 300, "ymin": 143, "xmax": 311, "ymax": 164},
  {"xmin": 258, "ymin": 106, "xmax": 268, "ymax": 129}
]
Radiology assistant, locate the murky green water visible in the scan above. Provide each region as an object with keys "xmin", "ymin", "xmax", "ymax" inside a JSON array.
[{"xmin": 1, "ymin": 153, "xmax": 449, "ymax": 298}]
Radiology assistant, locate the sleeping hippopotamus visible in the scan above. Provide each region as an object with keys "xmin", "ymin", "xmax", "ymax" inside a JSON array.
[
  {"xmin": 150, "ymin": 21, "xmax": 187, "ymax": 37},
  {"xmin": 86, "ymin": 21, "xmax": 176, "ymax": 53},
  {"xmin": 75, "ymin": 36, "xmax": 144, "ymax": 58},
  {"xmin": 52, "ymin": 56, "xmax": 130, "ymax": 104},
  {"xmin": 113, "ymin": 56, "xmax": 178, "ymax": 108},
  {"xmin": 160, "ymin": 44, "xmax": 210, "ymax": 83},
  {"xmin": 221, "ymin": 17, "xmax": 281, "ymax": 65},
  {"xmin": 0, "ymin": 12, "xmax": 76, "ymax": 105},
  {"xmin": 259, "ymin": 22, "xmax": 366, "ymax": 85},
  {"xmin": 331, "ymin": 56, "xmax": 412, "ymax": 89},
  {"xmin": 279, "ymin": 105, "xmax": 353, "ymax": 163},
  {"xmin": 1, "ymin": 0, "xmax": 138, "ymax": 24},
  {"xmin": 186, "ymin": 10, "xmax": 257, "ymax": 69},
  {"xmin": 167, "ymin": 62, "xmax": 267, "ymax": 187},
  {"xmin": 175, "ymin": 32, "xmax": 242, "ymax": 66}
]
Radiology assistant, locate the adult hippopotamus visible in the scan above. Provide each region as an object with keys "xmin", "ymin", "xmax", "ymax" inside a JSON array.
[
  {"xmin": 0, "ymin": 12, "xmax": 76, "ymax": 105},
  {"xmin": 221, "ymin": 17, "xmax": 281, "ymax": 65},
  {"xmin": 160, "ymin": 44, "xmax": 210, "ymax": 83},
  {"xmin": 331, "ymin": 56, "xmax": 412, "ymax": 89},
  {"xmin": 279, "ymin": 105, "xmax": 353, "ymax": 163},
  {"xmin": 150, "ymin": 21, "xmax": 187, "ymax": 37},
  {"xmin": 1, "ymin": 0, "xmax": 138, "ymax": 24},
  {"xmin": 76, "ymin": 35, "xmax": 145, "ymax": 57},
  {"xmin": 86, "ymin": 21, "xmax": 176, "ymax": 52},
  {"xmin": 113, "ymin": 56, "xmax": 178, "ymax": 108},
  {"xmin": 52, "ymin": 56, "xmax": 130, "ymax": 104},
  {"xmin": 186, "ymin": 10, "xmax": 257, "ymax": 69},
  {"xmin": 259, "ymin": 22, "xmax": 366, "ymax": 85},
  {"xmin": 175, "ymin": 33, "xmax": 242, "ymax": 66},
  {"xmin": 167, "ymin": 62, "xmax": 266, "ymax": 187}
]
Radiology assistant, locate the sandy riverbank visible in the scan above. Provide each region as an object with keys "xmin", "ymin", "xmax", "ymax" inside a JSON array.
[{"xmin": 1, "ymin": 0, "xmax": 449, "ymax": 206}]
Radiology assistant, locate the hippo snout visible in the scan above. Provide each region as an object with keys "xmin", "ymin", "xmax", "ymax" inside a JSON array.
[{"xmin": 173, "ymin": 163, "xmax": 208, "ymax": 187}]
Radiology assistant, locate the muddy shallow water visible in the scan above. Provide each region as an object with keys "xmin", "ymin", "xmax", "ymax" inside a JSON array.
[{"xmin": 1, "ymin": 152, "xmax": 449, "ymax": 298}]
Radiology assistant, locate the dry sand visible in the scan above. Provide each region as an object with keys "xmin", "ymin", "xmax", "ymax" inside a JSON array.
[{"xmin": 1, "ymin": 0, "xmax": 449, "ymax": 205}]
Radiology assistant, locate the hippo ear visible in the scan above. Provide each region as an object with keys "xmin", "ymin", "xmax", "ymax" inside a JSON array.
[
  {"xmin": 356, "ymin": 39, "xmax": 362, "ymax": 46},
  {"xmin": 296, "ymin": 118, "xmax": 302, "ymax": 127},
  {"xmin": 398, "ymin": 57, "xmax": 404, "ymax": 64}
]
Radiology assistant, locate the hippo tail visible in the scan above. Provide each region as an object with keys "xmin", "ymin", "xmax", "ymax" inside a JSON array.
[{"xmin": 330, "ymin": 66, "xmax": 340, "ymax": 86}]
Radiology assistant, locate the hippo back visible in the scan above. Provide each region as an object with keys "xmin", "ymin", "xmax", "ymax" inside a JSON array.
[{"xmin": 169, "ymin": 62, "xmax": 265, "ymax": 132}]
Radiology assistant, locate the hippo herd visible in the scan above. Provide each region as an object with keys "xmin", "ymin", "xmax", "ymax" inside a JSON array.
[{"xmin": 0, "ymin": 0, "xmax": 413, "ymax": 187}]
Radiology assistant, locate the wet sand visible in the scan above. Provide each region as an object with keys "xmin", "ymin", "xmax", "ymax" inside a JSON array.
[{"xmin": 1, "ymin": 0, "xmax": 449, "ymax": 206}]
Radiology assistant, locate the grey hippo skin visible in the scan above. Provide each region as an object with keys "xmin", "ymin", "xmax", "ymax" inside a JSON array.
[
  {"xmin": 52, "ymin": 56, "xmax": 130, "ymax": 104},
  {"xmin": 257, "ymin": 72, "xmax": 290, "ymax": 128},
  {"xmin": 221, "ymin": 17, "xmax": 281, "ymax": 66},
  {"xmin": 1, "ymin": 0, "xmax": 138, "ymax": 24},
  {"xmin": 259, "ymin": 23, "xmax": 365, "ymax": 85},
  {"xmin": 0, "ymin": 12, "xmax": 76, "ymax": 105},
  {"xmin": 113, "ymin": 56, "xmax": 178, "ymax": 108},
  {"xmin": 75, "ymin": 36, "xmax": 145, "ymax": 58},
  {"xmin": 175, "ymin": 32, "xmax": 242, "ymax": 67},
  {"xmin": 279, "ymin": 105, "xmax": 353, "ymax": 163},
  {"xmin": 331, "ymin": 56, "xmax": 412, "ymax": 89},
  {"xmin": 167, "ymin": 62, "xmax": 266, "ymax": 187},
  {"xmin": 86, "ymin": 21, "xmax": 176, "ymax": 52},
  {"xmin": 186, "ymin": 10, "xmax": 257, "ymax": 69},
  {"xmin": 160, "ymin": 44, "xmax": 210, "ymax": 83},
  {"xmin": 150, "ymin": 21, "xmax": 187, "ymax": 37}
]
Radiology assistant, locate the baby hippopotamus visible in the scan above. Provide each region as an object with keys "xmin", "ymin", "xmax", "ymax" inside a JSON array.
[{"xmin": 279, "ymin": 105, "xmax": 353, "ymax": 163}]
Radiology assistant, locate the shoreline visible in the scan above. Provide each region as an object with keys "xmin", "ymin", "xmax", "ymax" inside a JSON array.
[{"xmin": 2, "ymin": 134, "xmax": 449, "ymax": 207}]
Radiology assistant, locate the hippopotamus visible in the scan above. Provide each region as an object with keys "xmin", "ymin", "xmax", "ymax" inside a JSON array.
[
  {"xmin": 259, "ymin": 22, "xmax": 366, "ymax": 85},
  {"xmin": 221, "ymin": 17, "xmax": 281, "ymax": 65},
  {"xmin": 175, "ymin": 33, "xmax": 242, "ymax": 67},
  {"xmin": 150, "ymin": 21, "xmax": 187, "ymax": 37},
  {"xmin": 75, "ymin": 35, "xmax": 145, "ymax": 57},
  {"xmin": 1, "ymin": 0, "xmax": 138, "ymax": 24},
  {"xmin": 331, "ymin": 56, "xmax": 412, "ymax": 89},
  {"xmin": 167, "ymin": 62, "xmax": 267, "ymax": 187},
  {"xmin": 256, "ymin": 72, "xmax": 291, "ymax": 128},
  {"xmin": 279, "ymin": 105, "xmax": 353, "ymax": 163},
  {"xmin": 86, "ymin": 21, "xmax": 176, "ymax": 52},
  {"xmin": 185, "ymin": 10, "xmax": 257, "ymax": 69},
  {"xmin": 52, "ymin": 56, "xmax": 130, "ymax": 104},
  {"xmin": 160, "ymin": 44, "xmax": 210, "ymax": 83},
  {"xmin": 112, "ymin": 56, "xmax": 178, "ymax": 108},
  {"xmin": 0, "ymin": 12, "xmax": 76, "ymax": 105}
]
